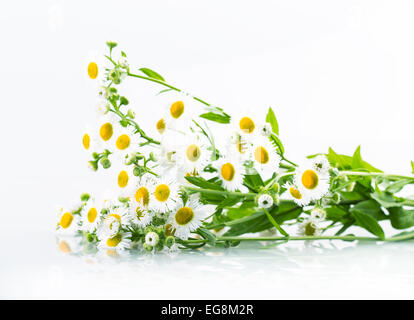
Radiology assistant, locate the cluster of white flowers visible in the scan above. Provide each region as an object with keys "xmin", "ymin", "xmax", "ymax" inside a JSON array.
[{"xmin": 56, "ymin": 44, "xmax": 336, "ymax": 254}]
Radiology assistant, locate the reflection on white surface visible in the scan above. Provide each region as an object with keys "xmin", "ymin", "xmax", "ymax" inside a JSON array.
[{"xmin": 1, "ymin": 229, "xmax": 414, "ymax": 299}]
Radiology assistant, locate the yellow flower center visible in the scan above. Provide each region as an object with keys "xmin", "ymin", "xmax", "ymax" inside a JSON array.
[
  {"xmin": 135, "ymin": 187, "xmax": 150, "ymax": 206},
  {"xmin": 156, "ymin": 119, "xmax": 166, "ymax": 133},
  {"xmin": 186, "ymin": 144, "xmax": 201, "ymax": 162},
  {"xmin": 305, "ymin": 222, "xmax": 317, "ymax": 236},
  {"xmin": 165, "ymin": 224, "xmax": 175, "ymax": 236},
  {"xmin": 239, "ymin": 117, "xmax": 255, "ymax": 134},
  {"xmin": 289, "ymin": 187, "xmax": 302, "ymax": 200},
  {"xmin": 254, "ymin": 146, "xmax": 270, "ymax": 164},
  {"xmin": 82, "ymin": 134, "xmax": 90, "ymax": 150},
  {"xmin": 170, "ymin": 101, "xmax": 185, "ymax": 119},
  {"xmin": 118, "ymin": 170, "xmax": 129, "ymax": 188},
  {"xmin": 87, "ymin": 207, "xmax": 98, "ymax": 223},
  {"xmin": 106, "ymin": 234, "xmax": 122, "ymax": 247},
  {"xmin": 58, "ymin": 241, "xmax": 71, "ymax": 253},
  {"xmin": 154, "ymin": 184, "xmax": 171, "ymax": 202},
  {"xmin": 60, "ymin": 212, "xmax": 73, "ymax": 229},
  {"xmin": 99, "ymin": 123, "xmax": 113, "ymax": 141},
  {"xmin": 175, "ymin": 207, "xmax": 194, "ymax": 225},
  {"xmin": 108, "ymin": 213, "xmax": 121, "ymax": 221},
  {"xmin": 87, "ymin": 62, "xmax": 98, "ymax": 79},
  {"xmin": 116, "ymin": 134, "xmax": 131, "ymax": 150},
  {"xmin": 301, "ymin": 170, "xmax": 319, "ymax": 190},
  {"xmin": 221, "ymin": 163, "xmax": 235, "ymax": 181}
]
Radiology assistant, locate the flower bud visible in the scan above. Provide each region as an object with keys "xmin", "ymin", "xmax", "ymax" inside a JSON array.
[
  {"xmin": 118, "ymin": 57, "xmax": 129, "ymax": 69},
  {"xmin": 126, "ymin": 109, "xmax": 135, "ymax": 119},
  {"xmin": 271, "ymin": 182, "xmax": 280, "ymax": 193},
  {"xmin": 332, "ymin": 192, "xmax": 341, "ymax": 204},
  {"xmin": 145, "ymin": 231, "xmax": 159, "ymax": 247},
  {"xmin": 88, "ymin": 161, "xmax": 98, "ymax": 171},
  {"xmin": 86, "ymin": 233, "xmax": 95, "ymax": 242},
  {"xmin": 143, "ymin": 243, "xmax": 153, "ymax": 252},
  {"xmin": 106, "ymin": 41, "xmax": 118, "ymax": 50},
  {"xmin": 80, "ymin": 193, "xmax": 90, "ymax": 202},
  {"xmin": 165, "ymin": 236, "xmax": 175, "ymax": 248},
  {"xmin": 100, "ymin": 157, "xmax": 111, "ymax": 169},
  {"xmin": 133, "ymin": 166, "xmax": 145, "ymax": 177},
  {"xmin": 120, "ymin": 96, "xmax": 129, "ymax": 106},
  {"xmin": 149, "ymin": 152, "xmax": 157, "ymax": 162}
]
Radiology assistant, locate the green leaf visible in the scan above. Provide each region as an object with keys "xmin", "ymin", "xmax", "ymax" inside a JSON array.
[
  {"xmin": 371, "ymin": 192, "xmax": 403, "ymax": 208},
  {"xmin": 269, "ymin": 134, "xmax": 284, "ymax": 155},
  {"xmin": 199, "ymin": 112, "xmax": 230, "ymax": 124},
  {"xmin": 385, "ymin": 179, "xmax": 414, "ymax": 193},
  {"xmin": 185, "ymin": 176, "xmax": 224, "ymax": 191},
  {"xmin": 197, "ymin": 228, "xmax": 216, "ymax": 246},
  {"xmin": 139, "ymin": 67, "xmax": 165, "ymax": 81},
  {"xmin": 263, "ymin": 209, "xmax": 289, "ymax": 236},
  {"xmin": 265, "ymin": 107, "xmax": 279, "ymax": 135},
  {"xmin": 224, "ymin": 201, "xmax": 302, "ymax": 236},
  {"xmin": 411, "ymin": 161, "xmax": 414, "ymax": 174},
  {"xmin": 352, "ymin": 209, "xmax": 385, "ymax": 239},
  {"xmin": 327, "ymin": 147, "xmax": 382, "ymax": 172},
  {"xmin": 243, "ymin": 173, "xmax": 264, "ymax": 192},
  {"xmin": 326, "ymin": 205, "xmax": 349, "ymax": 220},
  {"xmin": 350, "ymin": 199, "xmax": 388, "ymax": 221},
  {"xmin": 217, "ymin": 196, "xmax": 242, "ymax": 209},
  {"xmin": 388, "ymin": 207, "xmax": 414, "ymax": 229}
]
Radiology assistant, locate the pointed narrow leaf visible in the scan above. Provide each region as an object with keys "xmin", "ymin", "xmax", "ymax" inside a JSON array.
[
  {"xmin": 352, "ymin": 209, "xmax": 385, "ymax": 239},
  {"xmin": 139, "ymin": 68, "xmax": 165, "ymax": 81},
  {"xmin": 266, "ymin": 107, "xmax": 279, "ymax": 135}
]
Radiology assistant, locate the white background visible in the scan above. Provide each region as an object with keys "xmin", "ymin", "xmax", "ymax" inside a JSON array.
[{"xmin": 1, "ymin": 0, "xmax": 414, "ymax": 299}]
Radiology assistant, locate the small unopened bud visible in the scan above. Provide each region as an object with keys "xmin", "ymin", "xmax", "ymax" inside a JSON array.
[
  {"xmin": 120, "ymin": 96, "xmax": 129, "ymax": 106},
  {"xmin": 256, "ymin": 193, "xmax": 274, "ymax": 209},
  {"xmin": 80, "ymin": 193, "xmax": 90, "ymax": 202},
  {"xmin": 311, "ymin": 207, "xmax": 327, "ymax": 221},
  {"xmin": 149, "ymin": 152, "xmax": 157, "ymax": 162},
  {"xmin": 106, "ymin": 41, "xmax": 118, "ymax": 50},
  {"xmin": 88, "ymin": 161, "xmax": 98, "ymax": 171},
  {"xmin": 332, "ymin": 192, "xmax": 341, "ymax": 204},
  {"xmin": 118, "ymin": 57, "xmax": 129, "ymax": 69},
  {"xmin": 100, "ymin": 157, "xmax": 111, "ymax": 169},
  {"xmin": 118, "ymin": 196, "xmax": 129, "ymax": 203},
  {"xmin": 271, "ymin": 182, "xmax": 280, "ymax": 193},
  {"xmin": 143, "ymin": 243, "xmax": 153, "ymax": 252},
  {"xmin": 133, "ymin": 166, "xmax": 145, "ymax": 177},
  {"xmin": 86, "ymin": 233, "xmax": 94, "ymax": 242},
  {"xmin": 165, "ymin": 236, "xmax": 175, "ymax": 248},
  {"xmin": 126, "ymin": 109, "xmax": 135, "ymax": 119},
  {"xmin": 145, "ymin": 232, "xmax": 159, "ymax": 247}
]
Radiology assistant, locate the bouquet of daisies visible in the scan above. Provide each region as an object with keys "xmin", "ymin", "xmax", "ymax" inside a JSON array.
[{"xmin": 56, "ymin": 41, "xmax": 414, "ymax": 254}]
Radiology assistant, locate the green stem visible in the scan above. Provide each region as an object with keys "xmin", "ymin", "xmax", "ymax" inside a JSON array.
[
  {"xmin": 127, "ymin": 72, "xmax": 227, "ymax": 116},
  {"xmin": 184, "ymin": 186, "xmax": 256, "ymax": 198},
  {"xmin": 339, "ymin": 171, "xmax": 414, "ymax": 181}
]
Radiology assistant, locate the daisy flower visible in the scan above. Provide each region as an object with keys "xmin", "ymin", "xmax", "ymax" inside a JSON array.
[
  {"xmin": 85, "ymin": 51, "xmax": 107, "ymax": 86},
  {"xmin": 164, "ymin": 93, "xmax": 195, "ymax": 131},
  {"xmin": 111, "ymin": 124, "xmax": 140, "ymax": 159},
  {"xmin": 81, "ymin": 125, "xmax": 101, "ymax": 154},
  {"xmin": 294, "ymin": 162, "xmax": 330, "ymax": 201},
  {"xmin": 145, "ymin": 232, "xmax": 160, "ymax": 247},
  {"xmin": 215, "ymin": 154, "xmax": 245, "ymax": 191},
  {"xmin": 310, "ymin": 155, "xmax": 331, "ymax": 175},
  {"xmin": 169, "ymin": 195, "xmax": 206, "ymax": 240},
  {"xmin": 115, "ymin": 165, "xmax": 138, "ymax": 196},
  {"xmin": 283, "ymin": 182, "xmax": 311, "ymax": 207},
  {"xmin": 227, "ymin": 131, "xmax": 251, "ymax": 160},
  {"xmin": 56, "ymin": 206, "xmax": 80, "ymax": 234},
  {"xmin": 151, "ymin": 178, "xmax": 179, "ymax": 212},
  {"xmin": 310, "ymin": 207, "xmax": 327, "ymax": 221},
  {"xmin": 250, "ymin": 137, "xmax": 281, "ymax": 178},
  {"xmin": 129, "ymin": 197, "xmax": 153, "ymax": 227},
  {"xmin": 98, "ymin": 206, "xmax": 130, "ymax": 238},
  {"xmin": 258, "ymin": 122, "xmax": 273, "ymax": 137},
  {"xmin": 96, "ymin": 114, "xmax": 118, "ymax": 151},
  {"xmin": 298, "ymin": 218, "xmax": 322, "ymax": 236},
  {"xmin": 257, "ymin": 193, "xmax": 274, "ymax": 209},
  {"xmin": 98, "ymin": 232, "xmax": 132, "ymax": 251},
  {"xmin": 81, "ymin": 198, "xmax": 102, "ymax": 232},
  {"xmin": 232, "ymin": 110, "xmax": 260, "ymax": 137},
  {"xmin": 176, "ymin": 134, "xmax": 210, "ymax": 177},
  {"xmin": 132, "ymin": 175, "xmax": 155, "ymax": 208}
]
